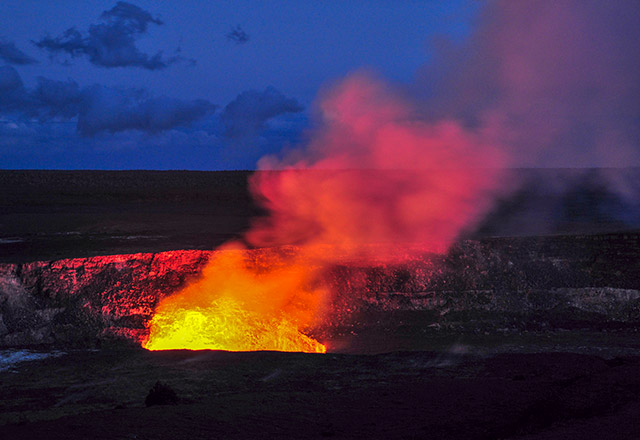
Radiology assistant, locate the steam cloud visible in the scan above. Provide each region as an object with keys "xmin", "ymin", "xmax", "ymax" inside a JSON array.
[
  {"xmin": 144, "ymin": 73, "xmax": 508, "ymax": 351},
  {"xmin": 419, "ymin": 0, "xmax": 640, "ymax": 168},
  {"xmin": 414, "ymin": 0, "xmax": 640, "ymax": 232},
  {"xmin": 2, "ymin": 0, "xmax": 630, "ymax": 352},
  {"xmin": 249, "ymin": 73, "xmax": 506, "ymax": 255},
  {"xmin": 145, "ymin": 1, "xmax": 640, "ymax": 350},
  {"xmin": 34, "ymin": 1, "xmax": 186, "ymax": 70}
]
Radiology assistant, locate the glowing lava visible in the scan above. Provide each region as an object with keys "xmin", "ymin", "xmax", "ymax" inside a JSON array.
[
  {"xmin": 143, "ymin": 74, "xmax": 506, "ymax": 354},
  {"xmin": 143, "ymin": 247, "xmax": 327, "ymax": 353}
]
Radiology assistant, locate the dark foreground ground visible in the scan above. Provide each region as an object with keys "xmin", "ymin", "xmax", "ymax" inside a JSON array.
[{"xmin": 2, "ymin": 335, "xmax": 640, "ymax": 440}]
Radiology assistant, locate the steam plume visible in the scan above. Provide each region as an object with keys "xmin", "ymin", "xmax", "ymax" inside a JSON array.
[
  {"xmin": 249, "ymin": 73, "xmax": 506, "ymax": 257},
  {"xmin": 419, "ymin": 0, "xmax": 640, "ymax": 168},
  {"xmin": 144, "ymin": 73, "xmax": 507, "ymax": 351}
]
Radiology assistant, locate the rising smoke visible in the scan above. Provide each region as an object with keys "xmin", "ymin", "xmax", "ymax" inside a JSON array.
[
  {"xmin": 249, "ymin": 72, "xmax": 506, "ymax": 255},
  {"xmin": 144, "ymin": 72, "xmax": 508, "ymax": 351},
  {"xmin": 416, "ymin": 0, "xmax": 640, "ymax": 232},
  {"xmin": 144, "ymin": 0, "xmax": 640, "ymax": 351},
  {"xmin": 419, "ymin": 0, "xmax": 640, "ymax": 168}
]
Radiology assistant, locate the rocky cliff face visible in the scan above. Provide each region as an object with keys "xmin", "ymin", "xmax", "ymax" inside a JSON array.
[
  {"xmin": 1, "ymin": 233, "xmax": 639, "ymax": 348},
  {"xmin": 323, "ymin": 234, "xmax": 640, "ymax": 332},
  {"xmin": 0, "ymin": 251, "xmax": 210, "ymax": 347}
]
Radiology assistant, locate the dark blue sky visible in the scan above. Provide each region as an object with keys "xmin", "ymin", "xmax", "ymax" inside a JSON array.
[
  {"xmin": 0, "ymin": 0, "xmax": 475, "ymax": 169},
  {"xmin": 1, "ymin": 1, "xmax": 638, "ymax": 170}
]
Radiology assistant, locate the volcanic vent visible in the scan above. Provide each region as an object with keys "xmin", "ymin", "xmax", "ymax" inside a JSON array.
[
  {"xmin": 2, "ymin": 232, "xmax": 640, "ymax": 350},
  {"xmin": 139, "ymin": 75, "xmax": 506, "ymax": 352},
  {"xmin": 2, "ymin": 76, "xmax": 640, "ymax": 352}
]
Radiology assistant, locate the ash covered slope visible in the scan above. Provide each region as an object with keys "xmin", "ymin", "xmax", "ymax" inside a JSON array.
[{"xmin": 0, "ymin": 234, "xmax": 639, "ymax": 349}]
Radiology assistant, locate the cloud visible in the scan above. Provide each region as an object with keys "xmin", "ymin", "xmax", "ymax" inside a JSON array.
[
  {"xmin": 0, "ymin": 65, "xmax": 28, "ymax": 112},
  {"xmin": 32, "ymin": 77, "xmax": 84, "ymax": 119},
  {"xmin": 226, "ymin": 25, "xmax": 250, "ymax": 44},
  {"xmin": 0, "ymin": 39, "xmax": 37, "ymax": 65},
  {"xmin": 34, "ymin": 1, "xmax": 185, "ymax": 70},
  {"xmin": 0, "ymin": 65, "xmax": 214, "ymax": 136},
  {"xmin": 221, "ymin": 86, "xmax": 303, "ymax": 141},
  {"xmin": 418, "ymin": 0, "xmax": 640, "ymax": 168},
  {"xmin": 77, "ymin": 85, "xmax": 214, "ymax": 135}
]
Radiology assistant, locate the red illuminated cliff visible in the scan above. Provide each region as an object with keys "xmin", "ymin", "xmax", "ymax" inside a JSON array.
[
  {"xmin": 0, "ymin": 250, "xmax": 210, "ymax": 346},
  {"xmin": 1, "ymin": 233, "xmax": 639, "ymax": 349}
]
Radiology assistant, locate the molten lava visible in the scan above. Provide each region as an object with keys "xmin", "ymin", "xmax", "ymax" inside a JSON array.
[
  {"xmin": 143, "ymin": 247, "xmax": 327, "ymax": 353},
  {"xmin": 143, "ymin": 74, "xmax": 506, "ymax": 354}
]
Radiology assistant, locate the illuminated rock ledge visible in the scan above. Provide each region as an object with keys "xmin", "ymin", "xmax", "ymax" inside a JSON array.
[{"xmin": 0, "ymin": 233, "xmax": 639, "ymax": 349}]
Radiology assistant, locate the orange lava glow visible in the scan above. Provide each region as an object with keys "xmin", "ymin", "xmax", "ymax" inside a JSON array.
[
  {"xmin": 143, "ymin": 247, "xmax": 327, "ymax": 353},
  {"xmin": 143, "ymin": 73, "xmax": 506, "ymax": 354}
]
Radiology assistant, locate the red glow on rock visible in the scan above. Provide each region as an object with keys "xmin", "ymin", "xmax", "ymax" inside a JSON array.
[{"xmin": 144, "ymin": 74, "xmax": 507, "ymax": 353}]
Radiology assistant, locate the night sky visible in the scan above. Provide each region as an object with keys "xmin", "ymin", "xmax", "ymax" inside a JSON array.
[{"xmin": 0, "ymin": 1, "xmax": 638, "ymax": 170}]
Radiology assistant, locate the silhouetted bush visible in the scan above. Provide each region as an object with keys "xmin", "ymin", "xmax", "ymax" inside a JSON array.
[{"xmin": 145, "ymin": 381, "xmax": 179, "ymax": 407}]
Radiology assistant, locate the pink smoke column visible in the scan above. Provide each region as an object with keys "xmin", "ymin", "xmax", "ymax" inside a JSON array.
[
  {"xmin": 420, "ymin": 0, "xmax": 640, "ymax": 168},
  {"xmin": 248, "ymin": 73, "xmax": 507, "ymax": 258}
]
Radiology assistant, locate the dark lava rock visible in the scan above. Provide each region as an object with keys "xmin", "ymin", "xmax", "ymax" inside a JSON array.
[{"xmin": 0, "ymin": 233, "xmax": 639, "ymax": 348}]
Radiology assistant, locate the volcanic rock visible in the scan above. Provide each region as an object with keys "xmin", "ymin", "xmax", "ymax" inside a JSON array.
[
  {"xmin": 0, "ymin": 233, "xmax": 638, "ymax": 348},
  {"xmin": 0, "ymin": 250, "xmax": 210, "ymax": 347}
]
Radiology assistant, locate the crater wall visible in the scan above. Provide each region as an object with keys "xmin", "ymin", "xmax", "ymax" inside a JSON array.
[{"xmin": 1, "ymin": 233, "xmax": 639, "ymax": 348}]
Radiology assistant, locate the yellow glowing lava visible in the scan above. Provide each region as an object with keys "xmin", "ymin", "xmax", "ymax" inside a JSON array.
[
  {"xmin": 144, "ymin": 297, "xmax": 326, "ymax": 352},
  {"xmin": 143, "ymin": 247, "xmax": 327, "ymax": 353}
]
